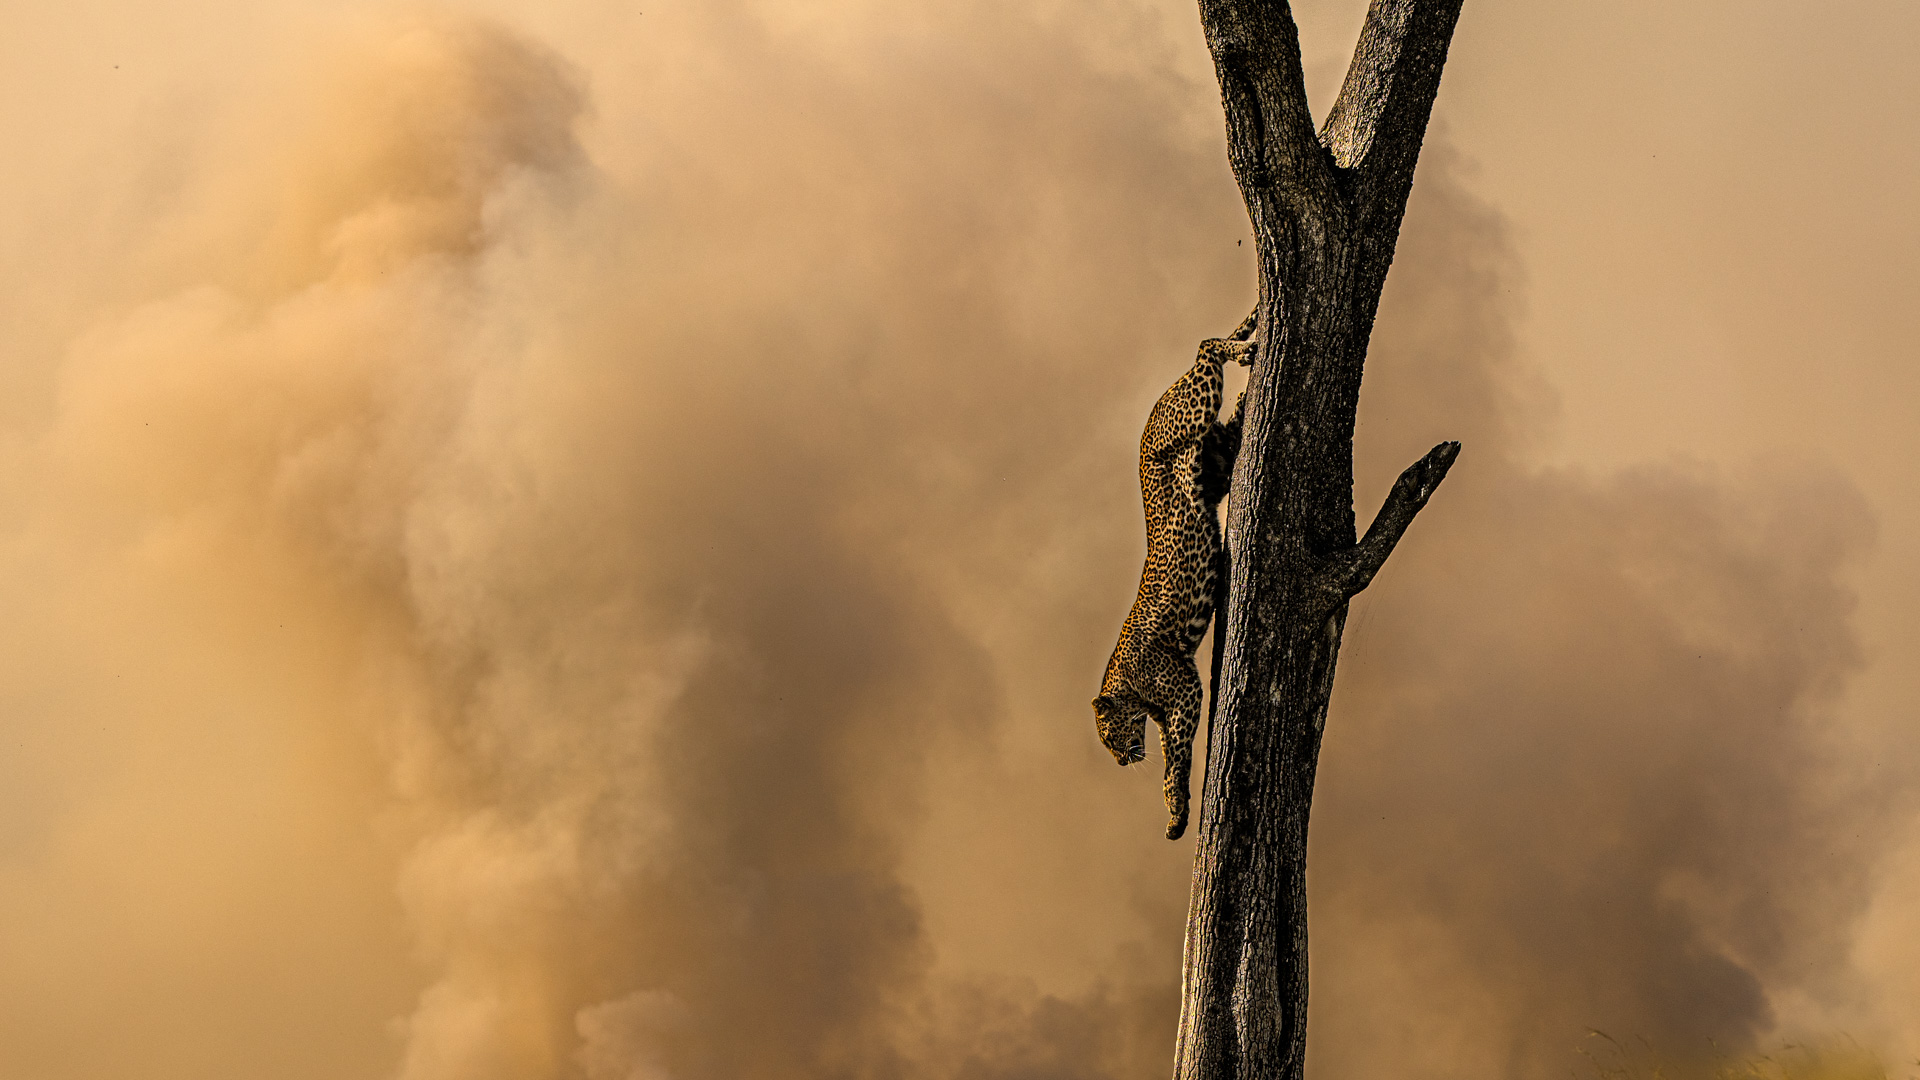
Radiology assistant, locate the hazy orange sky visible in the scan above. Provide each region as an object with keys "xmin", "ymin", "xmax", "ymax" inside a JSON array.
[{"xmin": 0, "ymin": 2, "xmax": 1914, "ymax": 1079}]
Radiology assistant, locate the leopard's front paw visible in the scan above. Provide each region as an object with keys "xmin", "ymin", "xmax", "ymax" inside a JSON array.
[{"xmin": 1166, "ymin": 807, "xmax": 1189, "ymax": 841}]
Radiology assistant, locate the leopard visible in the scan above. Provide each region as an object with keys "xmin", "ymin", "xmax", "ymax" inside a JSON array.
[{"xmin": 1094, "ymin": 309, "xmax": 1255, "ymax": 840}]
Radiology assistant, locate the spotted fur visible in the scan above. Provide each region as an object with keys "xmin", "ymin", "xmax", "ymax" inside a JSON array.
[{"xmin": 1094, "ymin": 311, "xmax": 1254, "ymax": 840}]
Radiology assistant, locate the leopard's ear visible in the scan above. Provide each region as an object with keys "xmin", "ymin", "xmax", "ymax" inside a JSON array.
[{"xmin": 1091, "ymin": 695, "xmax": 1114, "ymax": 716}]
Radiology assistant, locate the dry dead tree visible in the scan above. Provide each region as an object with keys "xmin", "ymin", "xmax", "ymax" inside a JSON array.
[{"xmin": 1174, "ymin": 2, "xmax": 1468, "ymax": 1077}]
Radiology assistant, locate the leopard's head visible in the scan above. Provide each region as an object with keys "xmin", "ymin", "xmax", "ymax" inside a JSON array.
[{"xmin": 1092, "ymin": 694, "xmax": 1149, "ymax": 766}]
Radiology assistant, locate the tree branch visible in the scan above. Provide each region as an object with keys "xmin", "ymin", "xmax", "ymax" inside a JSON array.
[
  {"xmin": 1199, "ymin": 0, "xmax": 1334, "ymax": 210},
  {"xmin": 1319, "ymin": 0, "xmax": 1466, "ymax": 216},
  {"xmin": 1319, "ymin": 440, "xmax": 1460, "ymax": 602}
]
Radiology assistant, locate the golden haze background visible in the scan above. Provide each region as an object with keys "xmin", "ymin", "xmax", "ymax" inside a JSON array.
[{"xmin": 0, "ymin": 1, "xmax": 1915, "ymax": 1078}]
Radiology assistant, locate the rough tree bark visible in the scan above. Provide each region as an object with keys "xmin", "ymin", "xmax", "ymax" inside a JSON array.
[{"xmin": 1173, "ymin": 2, "xmax": 1467, "ymax": 1079}]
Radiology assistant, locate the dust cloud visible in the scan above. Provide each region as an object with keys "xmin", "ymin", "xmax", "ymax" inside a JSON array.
[
  {"xmin": 1314, "ymin": 145, "xmax": 1893, "ymax": 1079},
  {"xmin": 0, "ymin": 3, "xmax": 1903, "ymax": 1080}
]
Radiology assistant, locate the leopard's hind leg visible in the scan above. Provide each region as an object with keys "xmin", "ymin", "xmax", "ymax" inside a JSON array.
[{"xmin": 1154, "ymin": 656, "xmax": 1206, "ymax": 840}]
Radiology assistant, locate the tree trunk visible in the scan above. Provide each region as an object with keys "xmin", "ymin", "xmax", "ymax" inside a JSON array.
[{"xmin": 1173, "ymin": 3, "xmax": 1468, "ymax": 1078}]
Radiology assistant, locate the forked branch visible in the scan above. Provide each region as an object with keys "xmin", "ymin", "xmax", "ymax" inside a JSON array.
[{"xmin": 1200, "ymin": 0, "xmax": 1465, "ymax": 222}]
